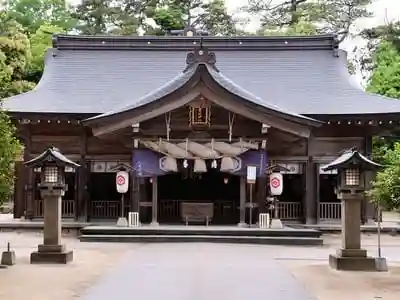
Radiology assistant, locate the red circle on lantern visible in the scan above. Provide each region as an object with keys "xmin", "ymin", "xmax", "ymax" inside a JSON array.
[
  {"xmin": 116, "ymin": 175, "xmax": 125, "ymax": 186},
  {"xmin": 270, "ymin": 177, "xmax": 280, "ymax": 188}
]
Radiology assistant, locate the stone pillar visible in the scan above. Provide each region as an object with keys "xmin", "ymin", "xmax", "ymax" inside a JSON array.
[
  {"xmin": 238, "ymin": 176, "xmax": 247, "ymax": 227},
  {"xmin": 340, "ymin": 195, "xmax": 362, "ymax": 251},
  {"xmin": 329, "ymin": 193, "xmax": 384, "ymax": 271},
  {"xmin": 150, "ymin": 176, "xmax": 159, "ymax": 226},
  {"xmin": 31, "ymin": 193, "xmax": 73, "ymax": 264},
  {"xmin": 43, "ymin": 195, "xmax": 62, "ymax": 246}
]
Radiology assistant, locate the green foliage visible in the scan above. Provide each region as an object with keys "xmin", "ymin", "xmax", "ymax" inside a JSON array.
[
  {"xmin": 0, "ymin": 11, "xmax": 25, "ymax": 205},
  {"xmin": 365, "ymin": 24, "xmax": 400, "ymax": 210},
  {"xmin": 259, "ymin": 19, "xmax": 318, "ymax": 36},
  {"xmin": 150, "ymin": 0, "xmax": 237, "ymax": 35},
  {"xmin": 0, "ymin": 11, "xmax": 35, "ymax": 98},
  {"xmin": 71, "ymin": 0, "xmax": 159, "ymax": 35},
  {"xmin": 26, "ymin": 24, "xmax": 64, "ymax": 83},
  {"xmin": 0, "ymin": 111, "xmax": 21, "ymax": 205},
  {"xmin": 72, "ymin": 0, "xmax": 114, "ymax": 34},
  {"xmin": 366, "ymin": 41, "xmax": 400, "ymax": 99},
  {"xmin": 6, "ymin": 0, "xmax": 75, "ymax": 34},
  {"xmin": 368, "ymin": 143, "xmax": 400, "ymax": 210}
]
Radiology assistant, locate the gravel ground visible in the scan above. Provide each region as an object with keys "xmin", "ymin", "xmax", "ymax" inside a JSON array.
[
  {"xmin": 0, "ymin": 232, "xmax": 133, "ymax": 300},
  {"xmin": 0, "ymin": 232, "xmax": 399, "ymax": 300}
]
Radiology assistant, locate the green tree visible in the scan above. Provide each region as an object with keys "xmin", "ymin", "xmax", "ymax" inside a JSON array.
[
  {"xmin": 0, "ymin": 111, "xmax": 22, "ymax": 205},
  {"xmin": 368, "ymin": 143, "xmax": 400, "ymax": 210},
  {"xmin": 25, "ymin": 24, "xmax": 64, "ymax": 83},
  {"xmin": 244, "ymin": 0, "xmax": 372, "ymax": 42},
  {"xmin": 0, "ymin": 12, "xmax": 25, "ymax": 205},
  {"xmin": 72, "ymin": 0, "xmax": 115, "ymax": 34},
  {"xmin": 6, "ymin": 0, "xmax": 75, "ymax": 34},
  {"xmin": 71, "ymin": 0, "xmax": 159, "ymax": 35},
  {"xmin": 0, "ymin": 11, "xmax": 35, "ymax": 97},
  {"xmin": 149, "ymin": 0, "xmax": 237, "ymax": 35},
  {"xmin": 366, "ymin": 41, "xmax": 400, "ymax": 99},
  {"xmin": 259, "ymin": 19, "xmax": 318, "ymax": 35},
  {"xmin": 365, "ymin": 23, "xmax": 400, "ymax": 210}
]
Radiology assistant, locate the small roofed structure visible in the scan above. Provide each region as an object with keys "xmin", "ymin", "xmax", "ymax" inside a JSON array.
[
  {"xmin": 321, "ymin": 147, "xmax": 382, "ymax": 172},
  {"xmin": 25, "ymin": 147, "xmax": 80, "ymax": 168}
]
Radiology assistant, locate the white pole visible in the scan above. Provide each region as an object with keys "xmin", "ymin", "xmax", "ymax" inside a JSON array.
[{"xmin": 377, "ymin": 205, "xmax": 381, "ymax": 258}]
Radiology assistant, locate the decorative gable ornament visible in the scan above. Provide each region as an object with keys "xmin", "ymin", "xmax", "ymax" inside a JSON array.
[{"xmin": 189, "ymin": 96, "xmax": 211, "ymax": 128}]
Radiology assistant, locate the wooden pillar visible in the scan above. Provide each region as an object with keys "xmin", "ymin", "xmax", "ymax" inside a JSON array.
[
  {"xmin": 130, "ymin": 153, "xmax": 139, "ymax": 214},
  {"xmin": 305, "ymin": 134, "xmax": 318, "ymax": 224},
  {"xmin": 305, "ymin": 159, "xmax": 318, "ymax": 224},
  {"xmin": 257, "ymin": 176, "xmax": 267, "ymax": 214},
  {"xmin": 13, "ymin": 161, "xmax": 26, "ymax": 218},
  {"xmin": 86, "ymin": 160, "xmax": 92, "ymax": 222},
  {"xmin": 151, "ymin": 176, "xmax": 159, "ymax": 226},
  {"xmin": 238, "ymin": 176, "xmax": 247, "ymax": 227},
  {"xmin": 22, "ymin": 126, "xmax": 35, "ymax": 219},
  {"xmin": 76, "ymin": 128, "xmax": 88, "ymax": 221}
]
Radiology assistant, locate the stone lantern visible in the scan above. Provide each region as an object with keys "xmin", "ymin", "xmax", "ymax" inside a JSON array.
[
  {"xmin": 25, "ymin": 147, "xmax": 80, "ymax": 264},
  {"xmin": 321, "ymin": 147, "xmax": 386, "ymax": 271}
]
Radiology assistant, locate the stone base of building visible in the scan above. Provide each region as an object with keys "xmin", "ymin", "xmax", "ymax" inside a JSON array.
[
  {"xmin": 329, "ymin": 249, "xmax": 388, "ymax": 271},
  {"xmin": 30, "ymin": 244, "xmax": 73, "ymax": 264}
]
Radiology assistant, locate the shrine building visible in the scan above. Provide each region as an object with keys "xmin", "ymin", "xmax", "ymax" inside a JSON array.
[{"xmin": 5, "ymin": 33, "xmax": 400, "ymax": 225}]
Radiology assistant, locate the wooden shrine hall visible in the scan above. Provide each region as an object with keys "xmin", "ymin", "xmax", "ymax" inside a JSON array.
[{"xmin": 5, "ymin": 33, "xmax": 400, "ymax": 225}]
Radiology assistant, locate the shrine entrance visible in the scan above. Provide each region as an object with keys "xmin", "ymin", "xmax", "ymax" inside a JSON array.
[{"xmin": 157, "ymin": 166, "xmax": 240, "ymax": 224}]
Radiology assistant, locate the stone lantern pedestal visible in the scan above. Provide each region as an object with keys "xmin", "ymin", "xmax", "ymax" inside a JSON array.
[
  {"xmin": 30, "ymin": 190, "xmax": 73, "ymax": 264},
  {"xmin": 322, "ymin": 147, "xmax": 388, "ymax": 272},
  {"xmin": 25, "ymin": 147, "xmax": 79, "ymax": 264},
  {"xmin": 329, "ymin": 193, "xmax": 381, "ymax": 271}
]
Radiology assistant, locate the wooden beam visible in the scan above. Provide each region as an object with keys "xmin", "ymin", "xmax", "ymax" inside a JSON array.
[
  {"xmin": 200, "ymin": 86, "xmax": 312, "ymax": 138},
  {"xmin": 92, "ymin": 86, "xmax": 203, "ymax": 136}
]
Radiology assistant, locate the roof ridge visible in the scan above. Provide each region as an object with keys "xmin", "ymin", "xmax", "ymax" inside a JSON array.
[{"xmin": 52, "ymin": 34, "xmax": 338, "ymax": 51}]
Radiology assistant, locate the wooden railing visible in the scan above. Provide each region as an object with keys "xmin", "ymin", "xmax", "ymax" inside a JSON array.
[
  {"xmin": 277, "ymin": 202, "xmax": 302, "ymax": 220},
  {"xmin": 90, "ymin": 200, "xmax": 131, "ymax": 219},
  {"xmin": 319, "ymin": 202, "xmax": 341, "ymax": 220},
  {"xmin": 158, "ymin": 200, "xmax": 180, "ymax": 222},
  {"xmin": 34, "ymin": 199, "xmax": 75, "ymax": 218}
]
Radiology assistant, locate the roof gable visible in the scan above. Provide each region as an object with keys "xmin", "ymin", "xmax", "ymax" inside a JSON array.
[{"xmin": 84, "ymin": 46, "xmax": 321, "ymax": 138}]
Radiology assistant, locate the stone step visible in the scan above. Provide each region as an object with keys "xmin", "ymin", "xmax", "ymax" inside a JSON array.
[
  {"xmin": 79, "ymin": 234, "xmax": 323, "ymax": 246},
  {"xmin": 80, "ymin": 226, "xmax": 322, "ymax": 238}
]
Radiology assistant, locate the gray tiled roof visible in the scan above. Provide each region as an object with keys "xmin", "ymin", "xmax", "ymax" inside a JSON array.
[
  {"xmin": 4, "ymin": 35, "xmax": 400, "ymax": 116},
  {"xmin": 88, "ymin": 60, "xmax": 319, "ymax": 124}
]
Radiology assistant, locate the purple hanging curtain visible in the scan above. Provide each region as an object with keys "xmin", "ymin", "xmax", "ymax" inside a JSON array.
[
  {"xmin": 234, "ymin": 150, "xmax": 268, "ymax": 177},
  {"xmin": 132, "ymin": 149, "xmax": 166, "ymax": 177}
]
